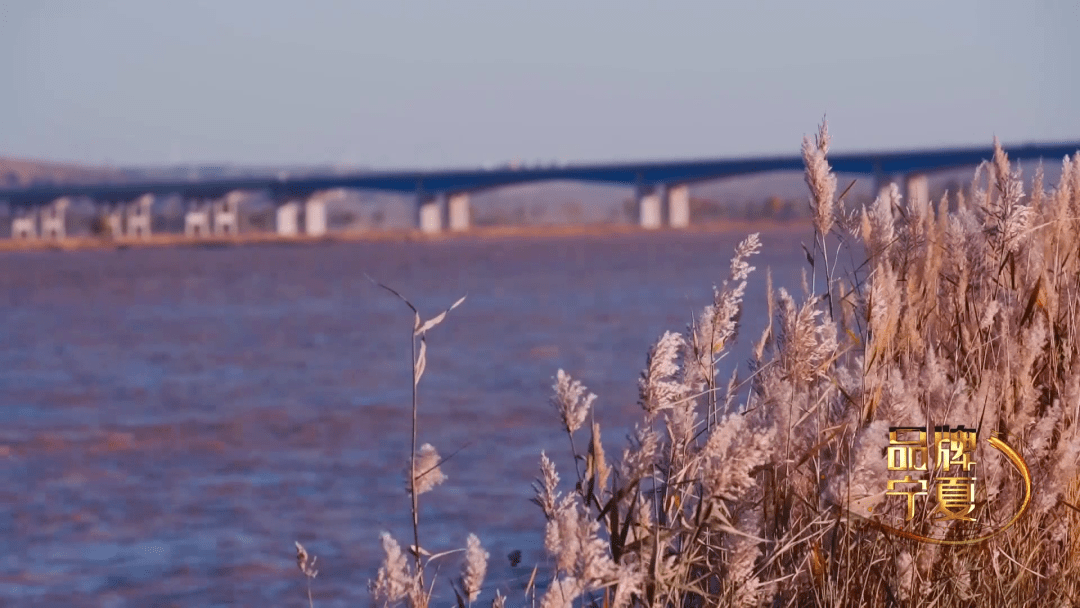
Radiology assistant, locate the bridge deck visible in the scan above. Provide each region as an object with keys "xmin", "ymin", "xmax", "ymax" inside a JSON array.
[{"xmin": 1, "ymin": 142, "xmax": 1077, "ymax": 206}]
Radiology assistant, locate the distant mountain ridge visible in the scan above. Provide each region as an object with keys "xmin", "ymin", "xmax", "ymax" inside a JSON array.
[
  {"xmin": 0, "ymin": 157, "xmax": 130, "ymax": 187},
  {"xmin": 0, "ymin": 157, "xmax": 370, "ymax": 188}
]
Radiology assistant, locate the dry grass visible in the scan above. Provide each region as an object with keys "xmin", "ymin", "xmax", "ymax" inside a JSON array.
[{"xmin": 352, "ymin": 123, "xmax": 1080, "ymax": 608}]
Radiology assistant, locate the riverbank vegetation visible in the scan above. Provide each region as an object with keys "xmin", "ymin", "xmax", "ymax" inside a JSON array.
[{"xmin": 341, "ymin": 123, "xmax": 1080, "ymax": 607}]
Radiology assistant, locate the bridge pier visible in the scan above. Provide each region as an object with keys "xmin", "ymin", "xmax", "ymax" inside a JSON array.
[
  {"xmin": 636, "ymin": 186, "xmax": 662, "ymax": 229},
  {"xmin": 11, "ymin": 208, "xmax": 37, "ymax": 239},
  {"xmin": 213, "ymin": 193, "xmax": 241, "ymax": 236},
  {"xmin": 905, "ymin": 173, "xmax": 929, "ymax": 209},
  {"xmin": 41, "ymin": 197, "xmax": 69, "ymax": 240},
  {"xmin": 666, "ymin": 184, "xmax": 691, "ymax": 228},
  {"xmin": 125, "ymin": 194, "xmax": 153, "ymax": 238},
  {"xmin": 276, "ymin": 201, "xmax": 299, "ymax": 236},
  {"xmin": 103, "ymin": 203, "xmax": 123, "ymax": 237},
  {"xmin": 305, "ymin": 198, "xmax": 327, "ymax": 236},
  {"xmin": 417, "ymin": 193, "xmax": 444, "ymax": 234},
  {"xmin": 185, "ymin": 200, "xmax": 211, "ymax": 237},
  {"xmin": 874, "ymin": 175, "xmax": 897, "ymax": 202},
  {"xmin": 448, "ymin": 192, "xmax": 470, "ymax": 231}
]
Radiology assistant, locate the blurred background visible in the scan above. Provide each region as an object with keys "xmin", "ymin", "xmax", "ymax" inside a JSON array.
[
  {"xmin": 1, "ymin": 1, "xmax": 1078, "ymax": 230},
  {"xmin": 3, "ymin": 1, "xmax": 1078, "ymax": 167}
]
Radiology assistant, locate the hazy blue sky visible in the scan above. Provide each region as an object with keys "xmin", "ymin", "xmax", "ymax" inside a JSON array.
[{"xmin": 1, "ymin": 1, "xmax": 1077, "ymax": 168}]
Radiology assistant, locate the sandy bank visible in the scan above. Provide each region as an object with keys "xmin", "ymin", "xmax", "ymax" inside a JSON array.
[{"xmin": 0, "ymin": 219, "xmax": 812, "ymax": 253}]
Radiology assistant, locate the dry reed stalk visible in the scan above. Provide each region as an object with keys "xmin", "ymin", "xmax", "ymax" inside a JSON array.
[
  {"xmin": 357, "ymin": 126, "xmax": 1080, "ymax": 608},
  {"xmin": 523, "ymin": 125, "xmax": 1080, "ymax": 607},
  {"xmin": 364, "ymin": 282, "xmax": 476, "ymax": 608}
]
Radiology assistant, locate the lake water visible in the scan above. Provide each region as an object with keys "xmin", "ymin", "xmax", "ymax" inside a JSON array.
[{"xmin": 0, "ymin": 225, "xmax": 815, "ymax": 606}]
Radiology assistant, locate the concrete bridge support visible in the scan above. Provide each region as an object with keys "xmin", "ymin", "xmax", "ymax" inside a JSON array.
[
  {"xmin": 125, "ymin": 194, "xmax": 153, "ymax": 238},
  {"xmin": 213, "ymin": 196, "xmax": 240, "ymax": 236},
  {"xmin": 636, "ymin": 186, "xmax": 662, "ymax": 229},
  {"xmin": 105, "ymin": 204, "xmax": 124, "ymax": 237},
  {"xmin": 448, "ymin": 192, "xmax": 470, "ymax": 231},
  {"xmin": 11, "ymin": 209, "xmax": 37, "ymax": 239},
  {"xmin": 276, "ymin": 201, "xmax": 299, "ymax": 236},
  {"xmin": 185, "ymin": 201, "xmax": 211, "ymax": 237},
  {"xmin": 666, "ymin": 184, "xmax": 691, "ymax": 228},
  {"xmin": 41, "ymin": 198, "xmax": 69, "ymax": 240},
  {"xmin": 905, "ymin": 173, "xmax": 929, "ymax": 209},
  {"xmin": 874, "ymin": 175, "xmax": 898, "ymax": 202},
  {"xmin": 305, "ymin": 198, "xmax": 327, "ymax": 236},
  {"xmin": 417, "ymin": 194, "xmax": 443, "ymax": 234}
]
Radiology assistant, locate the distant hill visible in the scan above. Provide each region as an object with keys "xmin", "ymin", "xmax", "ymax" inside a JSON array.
[
  {"xmin": 0, "ymin": 158, "xmax": 129, "ymax": 188},
  {"xmin": 0, "ymin": 157, "xmax": 341, "ymax": 188}
]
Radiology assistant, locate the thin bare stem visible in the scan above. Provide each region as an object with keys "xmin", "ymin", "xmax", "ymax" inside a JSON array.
[{"xmin": 410, "ymin": 331, "xmax": 422, "ymax": 575}]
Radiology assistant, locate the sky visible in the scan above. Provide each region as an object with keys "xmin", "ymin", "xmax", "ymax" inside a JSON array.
[{"xmin": 1, "ymin": 1, "xmax": 1078, "ymax": 169}]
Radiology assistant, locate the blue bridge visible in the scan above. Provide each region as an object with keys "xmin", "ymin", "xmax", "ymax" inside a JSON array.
[{"xmin": 1, "ymin": 141, "xmax": 1077, "ymax": 237}]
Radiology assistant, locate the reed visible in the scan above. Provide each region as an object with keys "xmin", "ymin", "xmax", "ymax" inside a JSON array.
[{"xmin": 352, "ymin": 124, "xmax": 1080, "ymax": 607}]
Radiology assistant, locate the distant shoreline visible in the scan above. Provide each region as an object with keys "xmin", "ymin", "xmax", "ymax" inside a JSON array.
[{"xmin": 0, "ymin": 219, "xmax": 812, "ymax": 252}]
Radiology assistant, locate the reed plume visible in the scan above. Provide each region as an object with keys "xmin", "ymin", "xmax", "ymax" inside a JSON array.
[{"xmin": 358, "ymin": 124, "xmax": 1080, "ymax": 608}]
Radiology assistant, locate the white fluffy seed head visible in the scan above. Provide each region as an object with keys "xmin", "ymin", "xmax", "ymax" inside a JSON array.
[
  {"xmin": 461, "ymin": 533, "xmax": 488, "ymax": 602},
  {"xmin": 552, "ymin": 369, "xmax": 596, "ymax": 434},
  {"xmin": 803, "ymin": 122, "xmax": 837, "ymax": 236},
  {"xmin": 539, "ymin": 577, "xmax": 583, "ymax": 608},
  {"xmin": 406, "ymin": 443, "xmax": 447, "ymax": 496},
  {"xmin": 639, "ymin": 331, "xmax": 686, "ymax": 416},
  {"xmin": 370, "ymin": 532, "xmax": 418, "ymax": 607}
]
